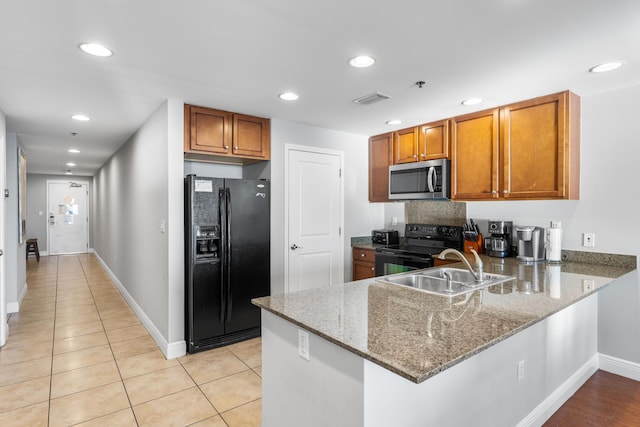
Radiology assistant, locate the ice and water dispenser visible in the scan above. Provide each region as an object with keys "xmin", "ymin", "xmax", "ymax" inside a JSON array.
[{"xmin": 194, "ymin": 225, "xmax": 220, "ymax": 260}]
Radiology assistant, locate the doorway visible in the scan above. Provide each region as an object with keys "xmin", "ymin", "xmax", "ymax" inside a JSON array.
[
  {"xmin": 47, "ymin": 180, "xmax": 89, "ymax": 255},
  {"xmin": 284, "ymin": 145, "xmax": 344, "ymax": 293},
  {"xmin": 0, "ymin": 130, "xmax": 6, "ymax": 346}
]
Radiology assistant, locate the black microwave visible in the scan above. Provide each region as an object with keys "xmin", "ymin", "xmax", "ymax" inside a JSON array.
[{"xmin": 388, "ymin": 159, "xmax": 450, "ymax": 200}]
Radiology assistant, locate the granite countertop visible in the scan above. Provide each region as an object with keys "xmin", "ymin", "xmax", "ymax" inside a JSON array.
[{"xmin": 253, "ymin": 255, "xmax": 636, "ymax": 383}]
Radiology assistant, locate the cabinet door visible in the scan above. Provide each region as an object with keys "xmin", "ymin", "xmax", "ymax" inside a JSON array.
[
  {"xmin": 419, "ymin": 120, "xmax": 450, "ymax": 160},
  {"xmin": 369, "ymin": 133, "xmax": 393, "ymax": 202},
  {"xmin": 352, "ymin": 248, "xmax": 376, "ymax": 280},
  {"xmin": 450, "ymin": 109, "xmax": 500, "ymax": 200},
  {"xmin": 353, "ymin": 260, "xmax": 376, "ymax": 280},
  {"xmin": 393, "ymin": 127, "xmax": 419, "ymax": 164},
  {"xmin": 187, "ymin": 106, "xmax": 232, "ymax": 154},
  {"xmin": 501, "ymin": 92, "xmax": 568, "ymax": 199},
  {"xmin": 232, "ymin": 114, "xmax": 270, "ymax": 159}
]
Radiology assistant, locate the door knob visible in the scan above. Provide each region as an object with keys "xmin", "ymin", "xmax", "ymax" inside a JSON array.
[{"xmin": 290, "ymin": 244, "xmax": 303, "ymax": 250}]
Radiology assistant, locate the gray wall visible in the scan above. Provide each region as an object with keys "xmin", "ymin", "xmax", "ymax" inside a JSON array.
[
  {"xmin": 93, "ymin": 99, "xmax": 184, "ymax": 351},
  {"xmin": 26, "ymin": 173, "xmax": 94, "ymax": 254},
  {"xmin": 270, "ymin": 119, "xmax": 385, "ymax": 294},
  {"xmin": 5, "ymin": 133, "xmax": 26, "ymax": 312}
]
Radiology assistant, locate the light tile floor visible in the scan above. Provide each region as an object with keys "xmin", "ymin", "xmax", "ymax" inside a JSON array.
[{"xmin": 0, "ymin": 254, "xmax": 262, "ymax": 426}]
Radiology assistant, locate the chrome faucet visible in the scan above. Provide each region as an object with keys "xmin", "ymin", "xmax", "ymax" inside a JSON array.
[{"xmin": 437, "ymin": 248, "xmax": 484, "ymax": 283}]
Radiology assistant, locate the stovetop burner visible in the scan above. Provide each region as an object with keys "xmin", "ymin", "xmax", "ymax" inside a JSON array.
[{"xmin": 376, "ymin": 224, "xmax": 464, "ymax": 257}]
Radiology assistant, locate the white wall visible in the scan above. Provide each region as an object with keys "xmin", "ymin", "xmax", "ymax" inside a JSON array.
[
  {"xmin": 4, "ymin": 133, "xmax": 26, "ymax": 313},
  {"xmin": 269, "ymin": 120, "xmax": 385, "ymax": 294},
  {"xmin": 93, "ymin": 99, "xmax": 185, "ymax": 356}
]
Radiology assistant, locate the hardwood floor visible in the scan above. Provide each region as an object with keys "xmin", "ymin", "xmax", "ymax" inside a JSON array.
[{"xmin": 544, "ymin": 370, "xmax": 640, "ymax": 426}]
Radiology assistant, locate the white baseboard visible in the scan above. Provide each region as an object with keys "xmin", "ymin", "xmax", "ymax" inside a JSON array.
[
  {"xmin": 92, "ymin": 252, "xmax": 186, "ymax": 359},
  {"xmin": 599, "ymin": 353, "xmax": 640, "ymax": 381},
  {"xmin": 6, "ymin": 282, "xmax": 28, "ymax": 314},
  {"xmin": 517, "ymin": 355, "xmax": 599, "ymax": 427},
  {"xmin": 6, "ymin": 302, "xmax": 19, "ymax": 314}
]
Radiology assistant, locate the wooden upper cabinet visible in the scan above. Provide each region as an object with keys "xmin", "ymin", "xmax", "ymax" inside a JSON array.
[
  {"xmin": 369, "ymin": 132, "xmax": 393, "ymax": 202},
  {"xmin": 232, "ymin": 114, "xmax": 270, "ymax": 159},
  {"xmin": 450, "ymin": 91, "xmax": 580, "ymax": 201},
  {"xmin": 451, "ymin": 109, "xmax": 500, "ymax": 200},
  {"xmin": 501, "ymin": 91, "xmax": 579, "ymax": 199},
  {"xmin": 419, "ymin": 119, "xmax": 450, "ymax": 160},
  {"xmin": 187, "ymin": 106, "xmax": 232, "ymax": 155},
  {"xmin": 393, "ymin": 120, "xmax": 450, "ymax": 164},
  {"xmin": 393, "ymin": 127, "xmax": 419, "ymax": 164},
  {"xmin": 184, "ymin": 104, "xmax": 270, "ymax": 163}
]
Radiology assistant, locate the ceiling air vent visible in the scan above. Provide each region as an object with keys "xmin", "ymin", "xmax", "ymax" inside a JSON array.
[{"xmin": 352, "ymin": 92, "xmax": 391, "ymax": 105}]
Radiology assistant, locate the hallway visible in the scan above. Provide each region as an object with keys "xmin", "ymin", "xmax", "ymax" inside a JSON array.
[{"xmin": 0, "ymin": 254, "xmax": 262, "ymax": 426}]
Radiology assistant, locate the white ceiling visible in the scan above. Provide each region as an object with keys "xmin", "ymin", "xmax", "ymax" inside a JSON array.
[{"xmin": 2, "ymin": 0, "xmax": 640, "ymax": 175}]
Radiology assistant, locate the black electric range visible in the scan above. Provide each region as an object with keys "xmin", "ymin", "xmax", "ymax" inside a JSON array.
[{"xmin": 374, "ymin": 224, "xmax": 464, "ymax": 276}]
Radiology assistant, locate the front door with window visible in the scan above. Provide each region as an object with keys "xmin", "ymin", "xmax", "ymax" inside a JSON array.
[{"xmin": 47, "ymin": 181, "xmax": 89, "ymax": 255}]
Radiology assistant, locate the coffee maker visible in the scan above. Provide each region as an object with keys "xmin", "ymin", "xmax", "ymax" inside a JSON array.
[
  {"xmin": 516, "ymin": 226, "xmax": 545, "ymax": 263},
  {"xmin": 487, "ymin": 220, "xmax": 513, "ymax": 257}
]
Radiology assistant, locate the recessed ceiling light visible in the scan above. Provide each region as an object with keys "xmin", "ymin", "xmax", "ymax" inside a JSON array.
[
  {"xmin": 461, "ymin": 98, "xmax": 484, "ymax": 106},
  {"xmin": 78, "ymin": 43, "xmax": 113, "ymax": 57},
  {"xmin": 68, "ymin": 149, "xmax": 80, "ymax": 153},
  {"xmin": 279, "ymin": 92, "xmax": 299, "ymax": 101},
  {"xmin": 65, "ymin": 171, "xmax": 73, "ymax": 175},
  {"xmin": 348, "ymin": 55, "xmax": 376, "ymax": 68},
  {"xmin": 386, "ymin": 120, "xmax": 402, "ymax": 125},
  {"xmin": 66, "ymin": 162, "xmax": 76, "ymax": 167},
  {"xmin": 589, "ymin": 61, "xmax": 624, "ymax": 73},
  {"xmin": 71, "ymin": 114, "xmax": 90, "ymax": 121}
]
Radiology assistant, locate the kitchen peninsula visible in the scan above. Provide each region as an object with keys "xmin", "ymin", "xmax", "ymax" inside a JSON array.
[{"xmin": 253, "ymin": 254, "xmax": 636, "ymax": 427}]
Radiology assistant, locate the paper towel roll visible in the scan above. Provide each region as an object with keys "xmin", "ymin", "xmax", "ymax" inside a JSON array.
[{"xmin": 548, "ymin": 228, "xmax": 562, "ymax": 262}]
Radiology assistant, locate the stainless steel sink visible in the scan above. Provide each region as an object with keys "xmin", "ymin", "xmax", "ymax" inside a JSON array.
[{"xmin": 377, "ymin": 268, "xmax": 515, "ymax": 297}]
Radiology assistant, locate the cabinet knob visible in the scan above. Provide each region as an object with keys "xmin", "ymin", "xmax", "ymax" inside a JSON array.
[
  {"xmin": 420, "ymin": 153, "xmax": 426, "ymax": 157},
  {"xmin": 492, "ymin": 191, "xmax": 497, "ymax": 195},
  {"xmin": 371, "ymin": 267, "xmax": 375, "ymax": 271},
  {"xmin": 234, "ymin": 146, "xmax": 239, "ymax": 150},
  {"xmin": 413, "ymin": 154, "xmax": 418, "ymax": 158},
  {"xmin": 503, "ymin": 190, "xmax": 509, "ymax": 194},
  {"xmin": 224, "ymin": 145, "xmax": 229, "ymax": 149},
  {"xmin": 361, "ymin": 253, "xmax": 366, "ymax": 258}
]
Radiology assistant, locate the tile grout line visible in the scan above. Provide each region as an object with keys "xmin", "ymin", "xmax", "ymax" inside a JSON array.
[{"xmin": 46, "ymin": 254, "xmax": 59, "ymax": 427}]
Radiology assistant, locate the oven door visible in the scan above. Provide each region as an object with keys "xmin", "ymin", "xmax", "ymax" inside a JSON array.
[{"xmin": 374, "ymin": 250, "xmax": 433, "ymax": 276}]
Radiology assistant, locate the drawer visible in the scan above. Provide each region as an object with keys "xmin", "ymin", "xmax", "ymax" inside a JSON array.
[{"xmin": 352, "ymin": 248, "xmax": 375, "ymax": 261}]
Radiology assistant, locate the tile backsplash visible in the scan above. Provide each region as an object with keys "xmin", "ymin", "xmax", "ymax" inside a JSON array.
[{"xmin": 405, "ymin": 201, "xmax": 467, "ymax": 226}]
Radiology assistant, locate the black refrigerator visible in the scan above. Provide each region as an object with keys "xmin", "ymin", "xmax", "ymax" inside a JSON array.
[{"xmin": 185, "ymin": 175, "xmax": 270, "ymax": 353}]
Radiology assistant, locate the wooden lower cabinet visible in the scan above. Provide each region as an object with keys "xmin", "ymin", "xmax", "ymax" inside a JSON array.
[{"xmin": 352, "ymin": 248, "xmax": 376, "ymax": 281}]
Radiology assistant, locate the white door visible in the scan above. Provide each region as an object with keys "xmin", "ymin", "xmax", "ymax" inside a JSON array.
[
  {"xmin": 0, "ymin": 130, "xmax": 6, "ymax": 346},
  {"xmin": 286, "ymin": 146, "xmax": 344, "ymax": 293},
  {"xmin": 47, "ymin": 180, "xmax": 89, "ymax": 255}
]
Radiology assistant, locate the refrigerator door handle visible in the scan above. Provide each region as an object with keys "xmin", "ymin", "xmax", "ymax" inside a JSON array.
[
  {"xmin": 219, "ymin": 188, "xmax": 227, "ymax": 323},
  {"xmin": 225, "ymin": 187, "xmax": 233, "ymax": 322}
]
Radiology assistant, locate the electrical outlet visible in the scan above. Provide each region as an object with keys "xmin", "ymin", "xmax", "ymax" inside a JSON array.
[
  {"xmin": 298, "ymin": 329, "xmax": 309, "ymax": 360},
  {"xmin": 391, "ymin": 216, "xmax": 398, "ymax": 226},
  {"xmin": 517, "ymin": 360, "xmax": 525, "ymax": 382},
  {"xmin": 582, "ymin": 279, "xmax": 595, "ymax": 293},
  {"xmin": 582, "ymin": 233, "xmax": 595, "ymax": 248}
]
